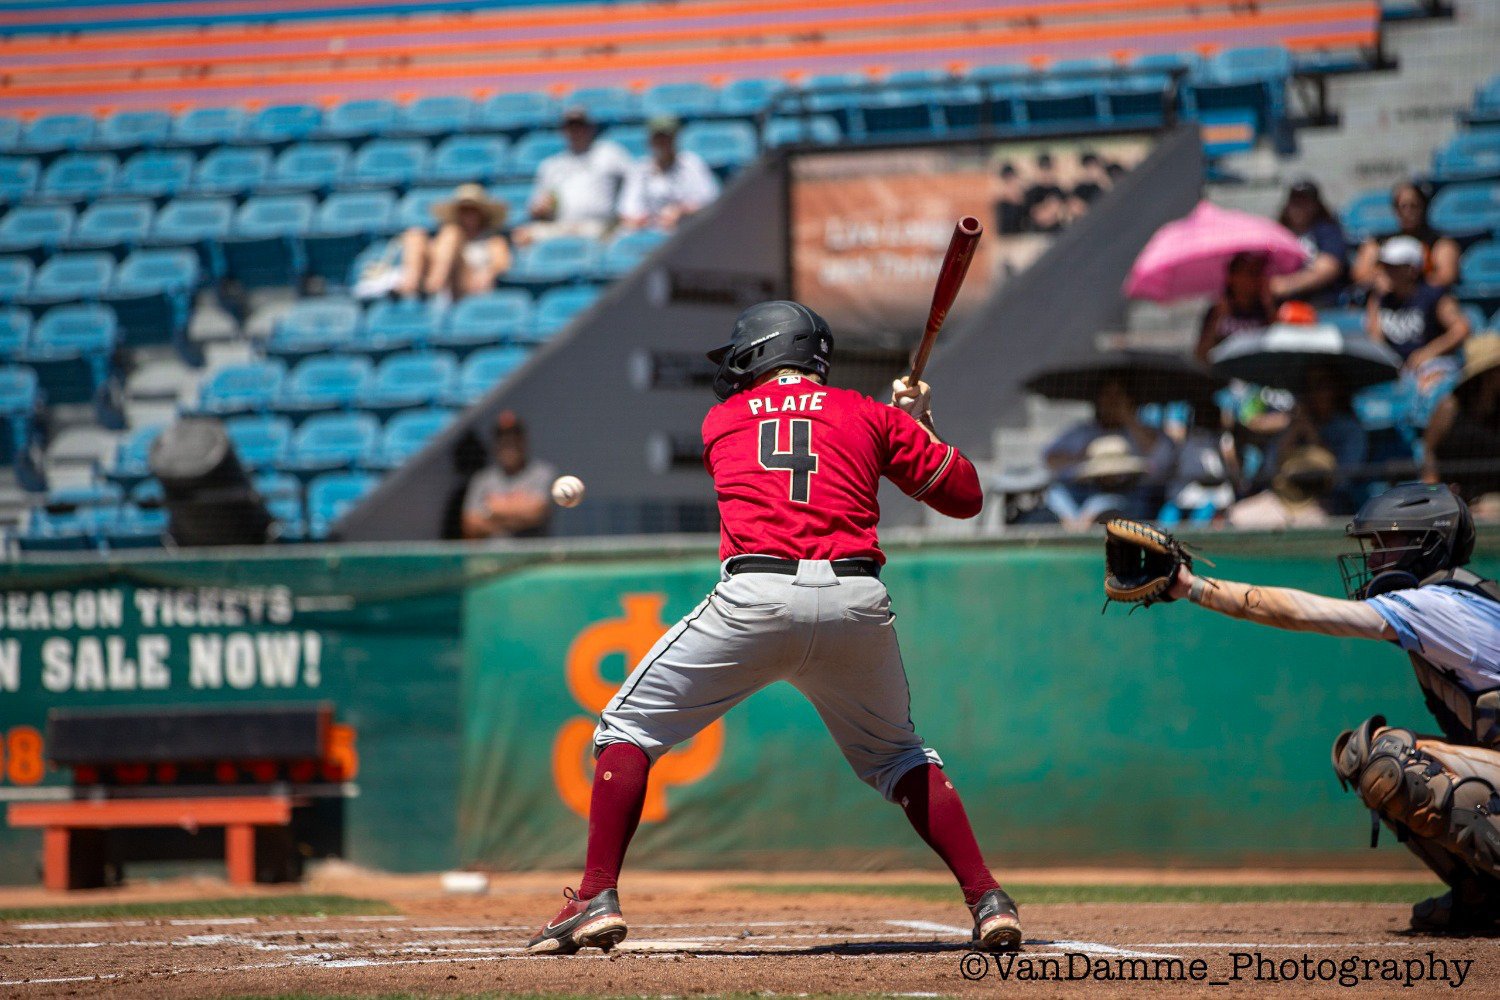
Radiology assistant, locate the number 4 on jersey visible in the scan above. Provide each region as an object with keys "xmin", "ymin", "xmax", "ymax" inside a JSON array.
[{"xmin": 759, "ymin": 419, "xmax": 819, "ymax": 503}]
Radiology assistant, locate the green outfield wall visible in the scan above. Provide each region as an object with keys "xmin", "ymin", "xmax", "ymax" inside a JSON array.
[{"xmin": 1, "ymin": 530, "xmax": 1496, "ymax": 882}]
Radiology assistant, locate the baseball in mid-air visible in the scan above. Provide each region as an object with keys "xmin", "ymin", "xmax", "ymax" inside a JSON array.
[{"xmin": 551, "ymin": 475, "xmax": 586, "ymax": 508}]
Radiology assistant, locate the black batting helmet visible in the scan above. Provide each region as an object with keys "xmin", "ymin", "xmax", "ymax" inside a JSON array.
[
  {"xmin": 706, "ymin": 301, "xmax": 834, "ymax": 401},
  {"xmin": 1338, "ymin": 482, "xmax": 1476, "ymax": 599}
]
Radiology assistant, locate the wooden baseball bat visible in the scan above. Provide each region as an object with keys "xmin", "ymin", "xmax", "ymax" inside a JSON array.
[{"xmin": 906, "ymin": 215, "xmax": 983, "ymax": 386}]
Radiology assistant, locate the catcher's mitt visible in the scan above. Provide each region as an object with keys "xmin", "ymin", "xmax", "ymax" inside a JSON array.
[{"xmin": 1103, "ymin": 519, "xmax": 1192, "ymax": 608}]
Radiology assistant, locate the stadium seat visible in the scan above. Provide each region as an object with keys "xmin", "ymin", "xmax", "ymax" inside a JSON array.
[
  {"xmin": 509, "ymin": 131, "xmax": 566, "ymax": 178},
  {"xmin": 424, "ymin": 135, "xmax": 510, "ymax": 185},
  {"xmin": 0, "ymin": 306, "xmax": 31, "ymax": 358},
  {"xmin": 93, "ymin": 110, "xmax": 172, "ymax": 154},
  {"xmin": 680, "ymin": 121, "xmax": 757, "ymax": 172},
  {"xmin": 147, "ymin": 197, "xmax": 233, "ymax": 273},
  {"xmin": 567, "ymin": 87, "xmax": 641, "ymax": 125},
  {"xmin": 103, "ymin": 503, "xmax": 168, "ymax": 549},
  {"xmin": 600, "ymin": 126, "xmax": 648, "ymax": 159},
  {"xmin": 45, "ymin": 482, "xmax": 122, "ymax": 511},
  {"xmin": 264, "ymin": 142, "xmax": 351, "ymax": 194},
  {"xmin": 306, "ymin": 470, "xmax": 377, "ymax": 539},
  {"xmin": 0, "ymin": 364, "xmax": 39, "ymax": 465},
  {"xmin": 764, "ymin": 116, "xmax": 843, "ymax": 147},
  {"xmin": 220, "ymin": 194, "xmax": 314, "ymax": 287},
  {"xmin": 307, "ymin": 190, "xmax": 395, "ymax": 282},
  {"xmin": 1210, "ymin": 46, "xmax": 1294, "ymax": 84},
  {"xmin": 67, "ymin": 199, "xmax": 154, "ymax": 255},
  {"xmin": 1457, "ymin": 241, "xmax": 1500, "ymax": 302},
  {"xmin": 858, "ymin": 86, "xmax": 938, "ymax": 137},
  {"xmin": 369, "ymin": 407, "xmax": 452, "ymax": 469},
  {"xmin": 1321, "ymin": 308, "xmax": 1366, "ymax": 338},
  {"xmin": 275, "ymin": 354, "xmax": 373, "ymax": 417},
  {"xmin": 39, "ymin": 152, "xmax": 118, "ymax": 203},
  {"xmin": 1343, "ymin": 189, "xmax": 1399, "ymax": 243},
  {"xmin": 21, "ymin": 252, "xmax": 115, "ymax": 309},
  {"xmin": 0, "ymin": 258, "xmax": 33, "ymax": 305},
  {"xmin": 129, "ymin": 478, "xmax": 164, "ymax": 506},
  {"xmin": 1021, "ymin": 78, "xmax": 1104, "ymax": 129},
  {"xmin": 16, "ymin": 508, "xmax": 92, "ymax": 552},
  {"xmin": 507, "ymin": 235, "xmax": 598, "ymax": 292},
  {"xmin": 644, "ymin": 82, "xmax": 721, "ymax": 120},
  {"xmin": 391, "ymin": 95, "xmax": 475, "ymax": 138},
  {"xmin": 719, "ymin": 78, "xmax": 785, "ymax": 117},
  {"xmin": 358, "ymin": 349, "xmax": 457, "ymax": 416},
  {"xmin": 266, "ymin": 493, "xmax": 308, "ymax": 541},
  {"xmin": 18, "ymin": 113, "xmax": 95, "ymax": 156},
  {"xmin": 253, "ymin": 470, "xmax": 302, "ymax": 500},
  {"xmin": 349, "ymin": 139, "xmax": 429, "ymax": 189},
  {"xmin": 0, "ymin": 116, "xmax": 20, "ymax": 152},
  {"xmin": 115, "ymin": 150, "xmax": 195, "ymax": 200},
  {"xmin": 224, "ymin": 413, "xmax": 293, "ymax": 470},
  {"xmin": 1430, "ymin": 182, "xmax": 1500, "ymax": 240},
  {"xmin": 107, "ymin": 424, "xmax": 163, "ymax": 487},
  {"xmin": 1433, "ymin": 130, "xmax": 1500, "ymax": 183},
  {"xmin": 434, "ymin": 288, "xmax": 532, "ymax": 351},
  {"xmin": 396, "ymin": 186, "xmax": 452, "ymax": 231},
  {"xmin": 241, "ymin": 104, "xmax": 323, "ymax": 147},
  {"xmin": 529, "ymin": 285, "xmax": 601, "ymax": 340},
  {"xmin": 478, "ymin": 91, "xmax": 560, "ymax": 134},
  {"xmin": 319, "ymin": 98, "xmax": 399, "ymax": 141},
  {"xmin": 595, "ymin": 229, "xmax": 667, "ymax": 279},
  {"xmin": 105, "ymin": 248, "xmax": 199, "ymax": 346},
  {"xmin": 360, "ymin": 297, "xmax": 445, "ymax": 354},
  {"xmin": 192, "ymin": 146, "xmax": 272, "ymax": 198},
  {"xmin": 196, "ymin": 359, "xmax": 286, "ymax": 416},
  {"xmin": 266, "ymin": 297, "xmax": 361, "ymax": 358},
  {"xmin": 0, "ymin": 156, "xmax": 39, "ymax": 205},
  {"xmin": 1100, "ymin": 71, "xmax": 1173, "ymax": 125},
  {"xmin": 284, "ymin": 411, "xmax": 379, "ymax": 474},
  {"xmin": 488, "ymin": 181, "xmax": 532, "ymax": 226},
  {"xmin": 449, "ymin": 345, "xmax": 529, "ymax": 404},
  {"xmin": 0, "ymin": 204, "xmax": 74, "ymax": 262},
  {"xmin": 940, "ymin": 80, "xmax": 1012, "ymax": 132},
  {"xmin": 22, "ymin": 303, "xmax": 117, "ymax": 405},
  {"xmin": 167, "ymin": 107, "xmax": 247, "ymax": 150}
]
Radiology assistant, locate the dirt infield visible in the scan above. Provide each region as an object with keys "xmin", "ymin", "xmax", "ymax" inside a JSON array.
[{"xmin": 0, "ymin": 868, "xmax": 1494, "ymax": 998}]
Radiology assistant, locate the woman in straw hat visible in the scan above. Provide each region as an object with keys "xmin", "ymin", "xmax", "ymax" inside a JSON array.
[
  {"xmin": 398, "ymin": 183, "xmax": 513, "ymax": 299},
  {"xmin": 1424, "ymin": 335, "xmax": 1500, "ymax": 504}
]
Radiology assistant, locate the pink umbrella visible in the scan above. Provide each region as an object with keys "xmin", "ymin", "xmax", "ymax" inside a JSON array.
[{"xmin": 1124, "ymin": 200, "xmax": 1309, "ymax": 303}]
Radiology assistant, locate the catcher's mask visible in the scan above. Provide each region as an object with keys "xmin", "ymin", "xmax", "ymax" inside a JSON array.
[
  {"xmin": 706, "ymin": 300, "xmax": 834, "ymax": 401},
  {"xmin": 1338, "ymin": 482, "xmax": 1476, "ymax": 599}
]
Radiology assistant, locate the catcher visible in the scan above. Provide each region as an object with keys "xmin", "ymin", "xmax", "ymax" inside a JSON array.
[{"xmin": 1104, "ymin": 483, "xmax": 1500, "ymax": 933}]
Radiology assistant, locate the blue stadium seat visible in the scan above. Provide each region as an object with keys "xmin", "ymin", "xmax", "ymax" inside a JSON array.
[
  {"xmin": 507, "ymin": 235, "xmax": 599, "ymax": 292},
  {"xmin": 644, "ymin": 82, "xmax": 721, "ymax": 119},
  {"xmin": 434, "ymin": 288, "xmax": 532, "ymax": 351},
  {"xmin": 22, "ymin": 303, "xmax": 117, "ymax": 405},
  {"xmin": 103, "ymin": 503, "xmax": 167, "ymax": 549},
  {"xmin": 858, "ymin": 86, "xmax": 938, "ymax": 137},
  {"xmin": 192, "ymin": 146, "xmax": 272, "ymax": 198},
  {"xmin": 107, "ymin": 424, "xmax": 163, "ymax": 487},
  {"xmin": 529, "ymin": 284, "xmax": 601, "ymax": 340},
  {"xmin": 266, "ymin": 494, "xmax": 307, "ymax": 541},
  {"xmin": 196, "ymin": 359, "xmax": 286, "ymax": 416},
  {"xmin": 449, "ymin": 345, "xmax": 529, "ymax": 404},
  {"xmin": 106, "ymin": 248, "xmax": 198, "ymax": 346},
  {"xmin": 93, "ymin": 110, "xmax": 172, "ymax": 153},
  {"xmin": 47, "ymin": 482, "xmax": 125, "ymax": 510},
  {"xmin": 567, "ymin": 87, "xmax": 641, "ymax": 125},
  {"xmin": 40, "ymin": 152, "xmax": 118, "ymax": 202},
  {"xmin": 359, "ymin": 297, "xmax": 445, "ymax": 354},
  {"xmin": 266, "ymin": 297, "xmax": 361, "ymax": 358},
  {"xmin": 129, "ymin": 478, "xmax": 164, "ymax": 506},
  {"xmin": 0, "ymin": 156, "xmax": 39, "ymax": 205},
  {"xmin": 479, "ymin": 91, "xmax": 560, "ymax": 134},
  {"xmin": 390, "ymin": 95, "xmax": 475, "ymax": 138},
  {"xmin": 1209, "ymin": 46, "xmax": 1294, "ymax": 84},
  {"xmin": 16, "ymin": 508, "xmax": 92, "ymax": 552},
  {"xmin": 1343, "ymin": 189, "xmax": 1399, "ymax": 243},
  {"xmin": 509, "ymin": 131, "xmax": 566, "ymax": 177},
  {"xmin": 424, "ymin": 134, "xmax": 510, "ymax": 184},
  {"xmin": 1432, "ymin": 129, "xmax": 1500, "ymax": 183},
  {"xmin": 396, "ymin": 186, "xmax": 451, "ymax": 231},
  {"xmin": 595, "ymin": 229, "xmax": 667, "ymax": 279},
  {"xmin": 306, "ymin": 470, "xmax": 378, "ymax": 538},
  {"xmin": 1020, "ymin": 78, "xmax": 1104, "ymax": 129},
  {"xmin": 224, "ymin": 413, "xmax": 293, "ymax": 470},
  {"xmin": 67, "ymin": 199, "xmax": 154, "ymax": 255},
  {"xmin": 147, "ymin": 197, "xmax": 233, "ymax": 273},
  {"xmin": 764, "ymin": 116, "xmax": 843, "ymax": 147},
  {"xmin": 0, "ymin": 306, "xmax": 31, "ymax": 358},
  {"xmin": 285, "ymin": 411, "xmax": 379, "ymax": 474},
  {"xmin": 1457, "ymin": 241, "xmax": 1500, "ymax": 302},
  {"xmin": 1430, "ymin": 182, "xmax": 1500, "ymax": 239},
  {"xmin": 0, "ymin": 258, "xmax": 33, "ymax": 305},
  {"xmin": 319, "ymin": 98, "xmax": 399, "ymax": 141},
  {"xmin": 0, "ymin": 203, "xmax": 74, "ymax": 262},
  {"xmin": 1321, "ymin": 308, "xmax": 1366, "ymax": 338},
  {"xmin": 718, "ymin": 78, "xmax": 785, "ymax": 117},
  {"xmin": 253, "ymin": 470, "xmax": 302, "ymax": 500},
  {"xmin": 21, "ymin": 252, "xmax": 115, "ymax": 309},
  {"xmin": 488, "ymin": 181, "xmax": 532, "ymax": 226},
  {"xmin": 264, "ymin": 142, "xmax": 351, "ymax": 194},
  {"xmin": 18, "ymin": 113, "xmax": 95, "ymax": 156},
  {"xmin": 0, "ymin": 116, "xmax": 19, "ymax": 152},
  {"xmin": 349, "ymin": 139, "xmax": 429, "ymax": 189},
  {"xmin": 358, "ymin": 349, "xmax": 457, "ymax": 416},
  {"xmin": 115, "ymin": 150, "xmax": 195, "ymax": 199},
  {"xmin": 221, "ymin": 194, "xmax": 314, "ymax": 287},
  {"xmin": 370, "ymin": 407, "xmax": 452, "ymax": 469},
  {"xmin": 680, "ymin": 121, "xmax": 757, "ymax": 171},
  {"xmin": 0, "ymin": 364, "xmax": 39, "ymax": 465},
  {"xmin": 275, "ymin": 354, "xmax": 373, "ymax": 417},
  {"xmin": 600, "ymin": 125, "xmax": 648, "ymax": 159},
  {"xmin": 307, "ymin": 190, "xmax": 395, "ymax": 282},
  {"xmin": 242, "ymin": 104, "xmax": 322, "ymax": 147},
  {"xmin": 168, "ymin": 107, "xmax": 246, "ymax": 150},
  {"xmin": 1101, "ymin": 71, "xmax": 1173, "ymax": 125}
]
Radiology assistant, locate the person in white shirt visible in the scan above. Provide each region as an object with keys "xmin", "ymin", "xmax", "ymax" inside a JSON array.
[
  {"xmin": 519, "ymin": 107, "xmax": 631, "ymax": 245},
  {"xmin": 616, "ymin": 116, "xmax": 720, "ymax": 231}
]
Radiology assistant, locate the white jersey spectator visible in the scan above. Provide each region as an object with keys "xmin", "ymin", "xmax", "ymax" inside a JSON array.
[
  {"xmin": 522, "ymin": 107, "xmax": 632, "ymax": 243},
  {"xmin": 618, "ymin": 116, "xmax": 720, "ymax": 230}
]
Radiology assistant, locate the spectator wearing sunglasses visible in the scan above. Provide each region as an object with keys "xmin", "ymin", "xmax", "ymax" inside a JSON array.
[{"xmin": 1351, "ymin": 181, "xmax": 1461, "ymax": 293}]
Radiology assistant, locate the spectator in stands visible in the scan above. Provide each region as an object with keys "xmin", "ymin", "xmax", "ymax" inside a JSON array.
[
  {"xmin": 993, "ymin": 161, "xmax": 1028, "ymax": 235},
  {"xmin": 1069, "ymin": 151, "xmax": 1112, "ymax": 208},
  {"xmin": 397, "ymin": 184, "xmax": 512, "ymax": 300},
  {"xmin": 461, "ymin": 411, "xmax": 557, "ymax": 540},
  {"xmin": 1269, "ymin": 178, "xmax": 1348, "ymax": 307},
  {"xmin": 519, "ymin": 107, "xmax": 632, "ymax": 245},
  {"xmin": 1023, "ymin": 152, "xmax": 1068, "ymax": 234},
  {"xmin": 617, "ymin": 116, "xmax": 720, "ymax": 231},
  {"xmin": 1225, "ymin": 445, "xmax": 1337, "ymax": 529},
  {"xmin": 1195, "ymin": 251, "xmax": 1275, "ymax": 362},
  {"xmin": 1350, "ymin": 181, "xmax": 1460, "ymax": 292},
  {"xmin": 1366, "ymin": 235, "xmax": 1470, "ymax": 407},
  {"xmin": 1042, "ymin": 377, "xmax": 1174, "ymax": 526},
  {"xmin": 1045, "ymin": 435, "xmax": 1153, "ymax": 530},
  {"xmin": 1423, "ymin": 335, "xmax": 1500, "ymax": 505},
  {"xmin": 1270, "ymin": 362, "xmax": 1366, "ymax": 513}
]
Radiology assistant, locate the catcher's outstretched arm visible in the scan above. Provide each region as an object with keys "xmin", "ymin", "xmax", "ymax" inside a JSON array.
[{"xmin": 1170, "ymin": 567, "xmax": 1394, "ymax": 641}]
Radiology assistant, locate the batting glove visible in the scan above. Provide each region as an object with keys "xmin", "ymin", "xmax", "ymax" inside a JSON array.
[{"xmin": 890, "ymin": 378, "xmax": 932, "ymax": 422}]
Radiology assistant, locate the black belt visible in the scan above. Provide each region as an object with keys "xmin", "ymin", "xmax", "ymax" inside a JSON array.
[{"xmin": 725, "ymin": 556, "xmax": 880, "ymax": 578}]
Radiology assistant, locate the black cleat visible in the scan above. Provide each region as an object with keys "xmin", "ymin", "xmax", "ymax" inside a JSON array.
[
  {"xmin": 526, "ymin": 887, "xmax": 628, "ymax": 955},
  {"xmin": 1410, "ymin": 888, "xmax": 1500, "ymax": 936},
  {"xmin": 969, "ymin": 887, "xmax": 1022, "ymax": 951}
]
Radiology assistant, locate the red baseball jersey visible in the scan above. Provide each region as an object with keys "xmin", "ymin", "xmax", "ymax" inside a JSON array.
[{"xmin": 702, "ymin": 375, "xmax": 982, "ymax": 563}]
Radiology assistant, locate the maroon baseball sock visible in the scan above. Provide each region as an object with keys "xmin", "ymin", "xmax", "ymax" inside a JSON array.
[
  {"xmin": 894, "ymin": 763, "xmax": 1000, "ymax": 906},
  {"xmin": 576, "ymin": 742, "xmax": 650, "ymax": 900}
]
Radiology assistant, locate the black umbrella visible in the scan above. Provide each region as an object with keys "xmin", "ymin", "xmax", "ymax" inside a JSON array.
[
  {"xmin": 1208, "ymin": 324, "xmax": 1402, "ymax": 393},
  {"xmin": 1023, "ymin": 349, "xmax": 1226, "ymax": 405}
]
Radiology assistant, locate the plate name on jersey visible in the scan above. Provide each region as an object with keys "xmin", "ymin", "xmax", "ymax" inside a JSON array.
[{"xmin": 748, "ymin": 391, "xmax": 827, "ymax": 415}]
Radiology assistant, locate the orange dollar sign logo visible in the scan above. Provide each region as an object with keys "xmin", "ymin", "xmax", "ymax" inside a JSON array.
[{"xmin": 552, "ymin": 593, "xmax": 723, "ymax": 821}]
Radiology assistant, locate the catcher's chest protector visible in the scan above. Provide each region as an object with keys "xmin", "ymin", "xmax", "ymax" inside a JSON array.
[{"xmin": 1407, "ymin": 570, "xmax": 1500, "ymax": 749}]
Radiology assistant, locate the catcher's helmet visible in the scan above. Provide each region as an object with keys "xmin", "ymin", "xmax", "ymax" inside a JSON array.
[
  {"xmin": 706, "ymin": 300, "xmax": 834, "ymax": 401},
  {"xmin": 1339, "ymin": 482, "xmax": 1476, "ymax": 599}
]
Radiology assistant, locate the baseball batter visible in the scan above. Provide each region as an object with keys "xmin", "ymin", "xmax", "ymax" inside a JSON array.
[{"xmin": 527, "ymin": 300, "xmax": 1021, "ymax": 955}]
